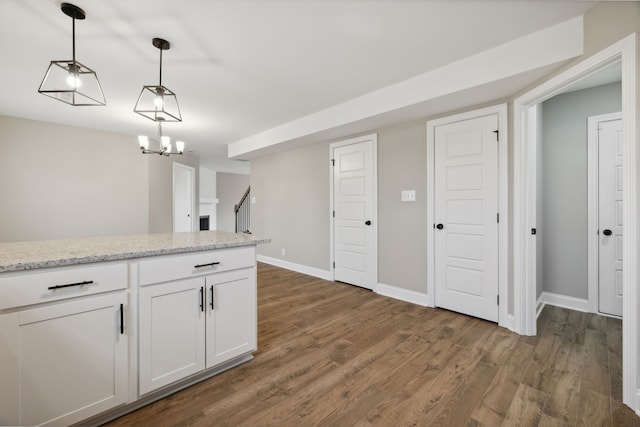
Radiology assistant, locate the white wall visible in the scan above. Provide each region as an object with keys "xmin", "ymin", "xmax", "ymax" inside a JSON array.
[
  {"xmin": 541, "ymin": 82, "xmax": 621, "ymax": 299},
  {"xmin": 200, "ymin": 167, "xmax": 216, "ymax": 230},
  {"xmin": 0, "ymin": 115, "xmax": 149, "ymax": 242}
]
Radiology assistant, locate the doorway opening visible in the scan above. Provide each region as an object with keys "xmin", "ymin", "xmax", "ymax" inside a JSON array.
[{"xmin": 513, "ymin": 34, "xmax": 637, "ymax": 410}]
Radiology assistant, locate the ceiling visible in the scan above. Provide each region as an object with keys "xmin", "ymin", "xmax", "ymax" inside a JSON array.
[{"xmin": 0, "ymin": 0, "xmax": 599, "ymax": 172}]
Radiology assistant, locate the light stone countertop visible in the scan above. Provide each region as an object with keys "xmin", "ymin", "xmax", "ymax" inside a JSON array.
[{"xmin": 0, "ymin": 231, "xmax": 270, "ymax": 273}]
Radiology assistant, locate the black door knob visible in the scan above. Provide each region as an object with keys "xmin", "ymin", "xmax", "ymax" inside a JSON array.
[
  {"xmin": 603, "ymin": 229, "xmax": 613, "ymax": 236},
  {"xmin": 436, "ymin": 223, "xmax": 444, "ymax": 230},
  {"xmin": 365, "ymin": 220, "xmax": 372, "ymax": 226}
]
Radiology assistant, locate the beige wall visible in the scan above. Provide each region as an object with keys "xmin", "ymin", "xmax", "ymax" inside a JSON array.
[
  {"xmin": 0, "ymin": 115, "xmax": 149, "ymax": 242},
  {"xmin": 377, "ymin": 121, "xmax": 428, "ymax": 292},
  {"xmin": 0, "ymin": 115, "xmax": 200, "ymax": 241},
  {"xmin": 216, "ymin": 172, "xmax": 250, "ymax": 233},
  {"xmin": 148, "ymin": 154, "xmax": 200, "ymax": 234},
  {"xmin": 250, "ymin": 2, "xmax": 639, "ymax": 301},
  {"xmin": 251, "ymin": 143, "xmax": 329, "ymax": 269},
  {"xmin": 251, "ymin": 121, "xmax": 429, "ymax": 291}
]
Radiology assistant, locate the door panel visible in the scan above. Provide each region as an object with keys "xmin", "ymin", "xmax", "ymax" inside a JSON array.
[
  {"xmin": 174, "ymin": 163, "xmax": 194, "ymax": 232},
  {"xmin": 434, "ymin": 114, "xmax": 499, "ymax": 322},
  {"xmin": 206, "ymin": 269, "xmax": 256, "ymax": 368},
  {"xmin": 139, "ymin": 278, "xmax": 205, "ymax": 395},
  {"xmin": 6, "ymin": 294, "xmax": 127, "ymax": 426},
  {"xmin": 333, "ymin": 139, "xmax": 375, "ymax": 290},
  {"xmin": 598, "ymin": 117, "xmax": 623, "ymax": 316}
]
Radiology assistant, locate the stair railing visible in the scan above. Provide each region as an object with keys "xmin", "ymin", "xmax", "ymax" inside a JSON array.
[{"xmin": 234, "ymin": 186, "xmax": 251, "ymax": 234}]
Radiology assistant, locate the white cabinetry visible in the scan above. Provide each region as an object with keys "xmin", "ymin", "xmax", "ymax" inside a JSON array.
[
  {"xmin": 206, "ymin": 269, "xmax": 256, "ymax": 368},
  {"xmin": 0, "ymin": 263, "xmax": 128, "ymax": 426},
  {"xmin": 139, "ymin": 277, "xmax": 205, "ymax": 394},
  {"xmin": 138, "ymin": 247, "xmax": 256, "ymax": 395}
]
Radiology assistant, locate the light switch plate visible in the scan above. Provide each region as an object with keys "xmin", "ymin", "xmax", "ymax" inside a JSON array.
[{"xmin": 401, "ymin": 190, "xmax": 416, "ymax": 202}]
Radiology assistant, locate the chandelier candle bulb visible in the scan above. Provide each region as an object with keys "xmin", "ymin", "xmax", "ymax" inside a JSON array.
[
  {"xmin": 138, "ymin": 135, "xmax": 149, "ymax": 150},
  {"xmin": 176, "ymin": 141, "xmax": 185, "ymax": 153},
  {"xmin": 161, "ymin": 135, "xmax": 170, "ymax": 151}
]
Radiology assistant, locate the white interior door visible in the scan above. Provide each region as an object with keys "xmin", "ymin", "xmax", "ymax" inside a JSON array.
[
  {"xmin": 434, "ymin": 114, "xmax": 499, "ymax": 322},
  {"xmin": 174, "ymin": 163, "xmax": 195, "ymax": 232},
  {"xmin": 332, "ymin": 136, "xmax": 376, "ymax": 290},
  {"xmin": 598, "ymin": 116, "xmax": 623, "ymax": 317}
]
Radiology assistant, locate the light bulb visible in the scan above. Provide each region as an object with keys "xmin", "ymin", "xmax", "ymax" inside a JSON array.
[
  {"xmin": 154, "ymin": 89, "xmax": 164, "ymax": 108},
  {"xmin": 176, "ymin": 141, "xmax": 185, "ymax": 153},
  {"xmin": 138, "ymin": 135, "xmax": 149, "ymax": 150},
  {"xmin": 66, "ymin": 74, "xmax": 82, "ymax": 88},
  {"xmin": 161, "ymin": 135, "xmax": 171, "ymax": 151},
  {"xmin": 66, "ymin": 63, "xmax": 82, "ymax": 88}
]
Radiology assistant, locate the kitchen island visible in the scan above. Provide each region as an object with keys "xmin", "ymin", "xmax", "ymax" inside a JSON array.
[{"xmin": 0, "ymin": 231, "xmax": 269, "ymax": 426}]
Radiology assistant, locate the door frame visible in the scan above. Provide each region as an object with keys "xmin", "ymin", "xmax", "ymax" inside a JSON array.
[
  {"xmin": 513, "ymin": 34, "xmax": 637, "ymax": 410},
  {"xmin": 426, "ymin": 104, "xmax": 509, "ymax": 328},
  {"xmin": 173, "ymin": 162, "xmax": 196, "ymax": 232},
  {"xmin": 587, "ymin": 112, "xmax": 623, "ymax": 315},
  {"xmin": 329, "ymin": 134, "xmax": 378, "ymax": 290}
]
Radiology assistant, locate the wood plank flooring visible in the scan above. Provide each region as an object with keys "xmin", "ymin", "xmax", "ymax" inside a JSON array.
[{"xmin": 105, "ymin": 263, "xmax": 640, "ymax": 426}]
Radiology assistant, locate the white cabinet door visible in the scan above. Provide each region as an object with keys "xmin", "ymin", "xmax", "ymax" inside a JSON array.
[
  {"xmin": 0, "ymin": 293, "xmax": 128, "ymax": 427},
  {"xmin": 139, "ymin": 277, "xmax": 206, "ymax": 395},
  {"xmin": 205, "ymin": 269, "xmax": 256, "ymax": 368}
]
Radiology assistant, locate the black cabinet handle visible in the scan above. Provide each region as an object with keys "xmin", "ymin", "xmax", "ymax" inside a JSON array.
[
  {"xmin": 436, "ymin": 223, "xmax": 444, "ymax": 230},
  {"xmin": 119, "ymin": 303, "xmax": 124, "ymax": 334},
  {"xmin": 48, "ymin": 280, "xmax": 93, "ymax": 290},
  {"xmin": 603, "ymin": 229, "xmax": 613, "ymax": 236},
  {"xmin": 199, "ymin": 287, "xmax": 204, "ymax": 312},
  {"xmin": 210, "ymin": 285, "xmax": 215, "ymax": 310},
  {"xmin": 365, "ymin": 220, "xmax": 372, "ymax": 226},
  {"xmin": 194, "ymin": 261, "xmax": 221, "ymax": 268}
]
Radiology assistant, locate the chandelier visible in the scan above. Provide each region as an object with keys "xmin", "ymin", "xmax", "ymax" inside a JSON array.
[{"xmin": 138, "ymin": 123, "xmax": 184, "ymax": 156}]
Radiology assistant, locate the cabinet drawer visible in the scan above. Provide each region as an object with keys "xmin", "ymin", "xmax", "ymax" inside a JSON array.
[
  {"xmin": 138, "ymin": 246, "xmax": 255, "ymax": 286},
  {"xmin": 0, "ymin": 263, "xmax": 128, "ymax": 311}
]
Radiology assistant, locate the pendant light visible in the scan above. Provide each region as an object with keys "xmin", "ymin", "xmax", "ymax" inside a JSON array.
[
  {"xmin": 38, "ymin": 3, "xmax": 106, "ymax": 106},
  {"xmin": 134, "ymin": 38, "xmax": 182, "ymax": 122},
  {"xmin": 138, "ymin": 122, "xmax": 184, "ymax": 156}
]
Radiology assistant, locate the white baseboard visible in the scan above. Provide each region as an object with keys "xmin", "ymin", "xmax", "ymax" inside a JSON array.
[
  {"xmin": 636, "ymin": 389, "xmax": 640, "ymax": 416},
  {"xmin": 536, "ymin": 294, "xmax": 545, "ymax": 319},
  {"xmin": 537, "ymin": 291, "xmax": 589, "ymax": 315},
  {"xmin": 376, "ymin": 282, "xmax": 429, "ymax": 307},
  {"xmin": 256, "ymin": 255, "xmax": 332, "ymax": 281}
]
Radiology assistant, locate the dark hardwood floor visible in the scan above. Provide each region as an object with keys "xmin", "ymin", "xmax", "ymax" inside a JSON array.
[{"xmin": 106, "ymin": 263, "xmax": 640, "ymax": 426}]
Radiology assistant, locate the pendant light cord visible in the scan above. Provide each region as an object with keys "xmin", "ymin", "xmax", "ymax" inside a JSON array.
[
  {"xmin": 158, "ymin": 45, "xmax": 163, "ymax": 86},
  {"xmin": 71, "ymin": 13, "xmax": 77, "ymax": 65}
]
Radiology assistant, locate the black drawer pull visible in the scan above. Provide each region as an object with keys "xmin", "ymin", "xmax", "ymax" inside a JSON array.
[
  {"xmin": 48, "ymin": 280, "xmax": 94, "ymax": 290},
  {"xmin": 194, "ymin": 261, "xmax": 221, "ymax": 268},
  {"xmin": 120, "ymin": 304, "xmax": 125, "ymax": 334}
]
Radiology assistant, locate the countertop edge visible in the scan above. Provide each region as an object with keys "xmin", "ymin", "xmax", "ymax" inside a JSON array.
[{"xmin": 0, "ymin": 237, "xmax": 271, "ymax": 273}]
